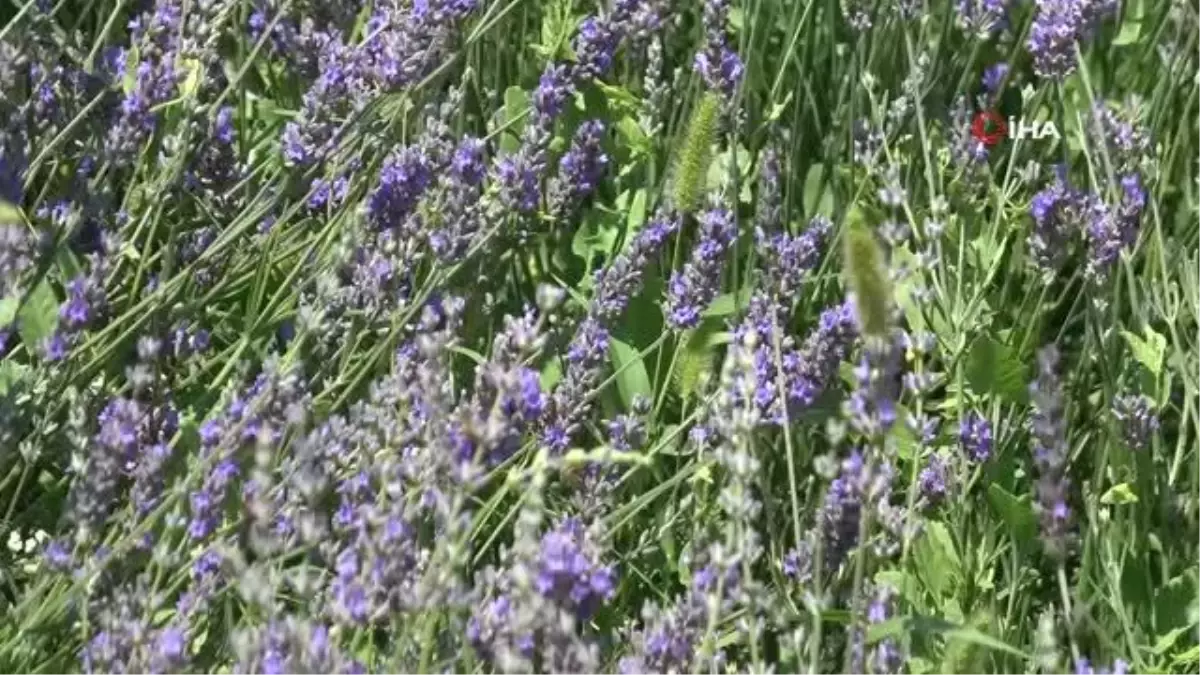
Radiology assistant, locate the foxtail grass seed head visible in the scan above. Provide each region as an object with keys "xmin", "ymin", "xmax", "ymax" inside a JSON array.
[
  {"xmin": 671, "ymin": 92, "xmax": 721, "ymax": 215},
  {"xmin": 843, "ymin": 223, "xmax": 893, "ymax": 338}
]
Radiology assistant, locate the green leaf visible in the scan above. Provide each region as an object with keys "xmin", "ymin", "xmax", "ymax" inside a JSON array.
[
  {"xmin": 702, "ymin": 287, "xmax": 754, "ymax": 318},
  {"xmin": 0, "ymin": 200, "xmax": 23, "ymax": 225},
  {"xmin": 572, "ymin": 209, "xmax": 620, "ymax": 262},
  {"xmin": 803, "ymin": 163, "xmax": 833, "ymax": 217},
  {"xmin": 1100, "ymin": 482, "xmax": 1139, "ymax": 505},
  {"xmin": 1121, "ymin": 327, "xmax": 1166, "ymax": 376},
  {"xmin": 673, "ymin": 323, "xmax": 727, "ymax": 401},
  {"xmin": 1113, "ymin": 0, "xmax": 1144, "ymax": 45},
  {"xmin": 616, "ymin": 117, "xmax": 651, "ymax": 157},
  {"xmin": 966, "ymin": 337, "xmax": 1030, "ymax": 405},
  {"xmin": 986, "ymin": 484, "xmax": 1038, "ymax": 549},
  {"xmin": 916, "ymin": 521, "xmax": 963, "ymax": 599},
  {"xmin": 0, "ymin": 361, "xmax": 29, "ymax": 396},
  {"xmin": 540, "ymin": 358, "xmax": 563, "ymax": 392},
  {"xmin": 499, "ymin": 86, "xmax": 529, "ymax": 154},
  {"xmin": 1173, "ymin": 645, "xmax": 1200, "ymax": 668},
  {"xmin": 624, "ymin": 187, "xmax": 648, "ymax": 236},
  {"xmin": 912, "ymin": 616, "xmax": 1030, "ymax": 659},
  {"xmin": 609, "ymin": 338, "xmax": 651, "ymax": 408},
  {"xmin": 17, "ymin": 280, "xmax": 59, "ymax": 349},
  {"xmin": 1152, "ymin": 626, "xmax": 1190, "ymax": 655}
]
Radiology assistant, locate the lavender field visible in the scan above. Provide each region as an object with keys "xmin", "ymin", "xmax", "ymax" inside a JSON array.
[{"xmin": 0, "ymin": 0, "xmax": 1196, "ymax": 672}]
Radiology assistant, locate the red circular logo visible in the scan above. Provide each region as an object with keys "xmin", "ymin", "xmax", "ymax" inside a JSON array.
[{"xmin": 970, "ymin": 110, "xmax": 1007, "ymax": 146}]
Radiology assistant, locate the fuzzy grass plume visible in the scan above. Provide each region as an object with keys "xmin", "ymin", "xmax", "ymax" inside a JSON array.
[
  {"xmin": 671, "ymin": 91, "xmax": 721, "ymax": 215},
  {"xmin": 842, "ymin": 221, "xmax": 893, "ymax": 338}
]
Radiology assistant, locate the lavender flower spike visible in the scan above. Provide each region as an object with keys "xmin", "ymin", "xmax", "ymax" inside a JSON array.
[{"xmin": 665, "ymin": 205, "xmax": 737, "ymax": 330}]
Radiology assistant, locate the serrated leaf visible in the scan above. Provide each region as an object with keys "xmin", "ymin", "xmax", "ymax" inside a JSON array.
[
  {"xmin": 1121, "ymin": 327, "xmax": 1166, "ymax": 376},
  {"xmin": 1100, "ymin": 482, "xmax": 1139, "ymax": 505},
  {"xmin": 610, "ymin": 338, "xmax": 651, "ymax": 408}
]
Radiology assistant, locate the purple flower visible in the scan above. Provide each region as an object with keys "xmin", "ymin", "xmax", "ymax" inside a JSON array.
[
  {"xmin": 590, "ymin": 212, "xmax": 679, "ymax": 323},
  {"xmin": 1111, "ymin": 393, "xmax": 1158, "ymax": 451},
  {"xmin": 450, "ymin": 136, "xmax": 487, "ymax": 185},
  {"xmin": 573, "ymin": 17, "xmax": 620, "ymax": 79},
  {"xmin": 845, "ymin": 334, "xmax": 904, "ymax": 438},
  {"xmin": 534, "ymin": 517, "xmax": 617, "ymax": 620},
  {"xmin": 368, "ymin": 146, "xmax": 433, "ymax": 229},
  {"xmin": 548, "ymin": 120, "xmax": 609, "ymax": 220},
  {"xmin": 919, "ymin": 454, "xmax": 951, "ymax": 506},
  {"xmin": 982, "ymin": 62, "xmax": 1010, "ymax": 94},
  {"xmin": 1029, "ymin": 170, "xmax": 1087, "ymax": 274},
  {"xmin": 1028, "ymin": 0, "xmax": 1118, "ymax": 79},
  {"xmin": 694, "ymin": 0, "xmax": 743, "ymax": 94},
  {"xmin": 1030, "ymin": 346, "xmax": 1073, "ymax": 558},
  {"xmin": 959, "ymin": 411, "xmax": 994, "ymax": 462},
  {"xmin": 664, "ymin": 206, "xmax": 737, "ymax": 330},
  {"xmin": 533, "ymin": 63, "xmax": 575, "ymax": 120},
  {"xmin": 1076, "ymin": 657, "xmax": 1130, "ymax": 674},
  {"xmin": 957, "ymin": 0, "xmax": 1010, "ymax": 35}
]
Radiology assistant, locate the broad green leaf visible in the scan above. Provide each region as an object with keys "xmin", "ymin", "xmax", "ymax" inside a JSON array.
[
  {"xmin": 616, "ymin": 117, "xmax": 651, "ymax": 157},
  {"xmin": 609, "ymin": 338, "xmax": 651, "ymax": 408},
  {"xmin": 702, "ymin": 287, "xmax": 754, "ymax": 318},
  {"xmin": 17, "ymin": 280, "xmax": 59, "ymax": 349},
  {"xmin": 0, "ymin": 361, "xmax": 28, "ymax": 396},
  {"xmin": 966, "ymin": 336, "xmax": 1029, "ymax": 405},
  {"xmin": 499, "ymin": 86, "xmax": 529, "ymax": 154},
  {"xmin": 624, "ymin": 187, "xmax": 648, "ymax": 236},
  {"xmin": 1100, "ymin": 482, "xmax": 1138, "ymax": 505},
  {"xmin": 0, "ymin": 200, "xmax": 23, "ymax": 225},
  {"xmin": 986, "ymin": 484, "xmax": 1038, "ymax": 549},
  {"xmin": 572, "ymin": 209, "xmax": 620, "ymax": 262},
  {"xmin": 540, "ymin": 358, "xmax": 562, "ymax": 392},
  {"xmin": 1121, "ymin": 327, "xmax": 1166, "ymax": 376},
  {"xmin": 916, "ymin": 521, "xmax": 963, "ymax": 599},
  {"xmin": 0, "ymin": 296, "xmax": 16, "ymax": 326}
]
